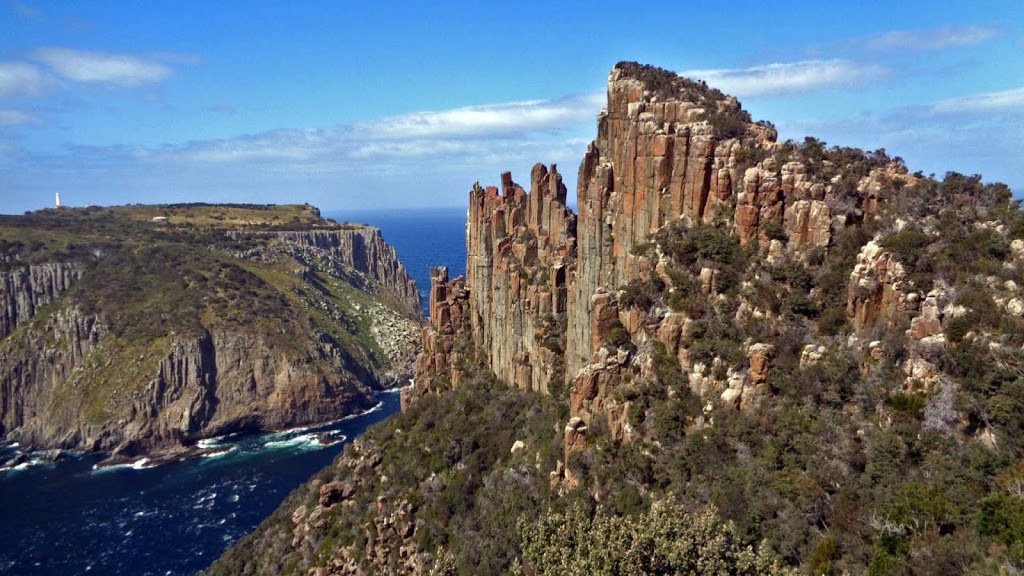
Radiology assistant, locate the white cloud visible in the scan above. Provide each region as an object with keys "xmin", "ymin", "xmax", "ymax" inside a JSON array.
[
  {"xmin": 930, "ymin": 87, "xmax": 1024, "ymax": 115},
  {"xmin": 684, "ymin": 59, "xmax": 888, "ymax": 98},
  {"xmin": 164, "ymin": 128, "xmax": 338, "ymax": 163},
  {"xmin": 0, "ymin": 109, "xmax": 39, "ymax": 126},
  {"xmin": 861, "ymin": 25, "xmax": 1001, "ymax": 53},
  {"xmin": 0, "ymin": 90, "xmax": 602, "ymax": 213},
  {"xmin": 34, "ymin": 48, "xmax": 172, "ymax": 86},
  {"xmin": 350, "ymin": 139, "xmax": 474, "ymax": 160},
  {"xmin": 769, "ymin": 85, "xmax": 1024, "ymax": 194},
  {"xmin": 0, "ymin": 62, "xmax": 52, "ymax": 97},
  {"xmin": 355, "ymin": 92, "xmax": 604, "ymax": 140},
  {"xmin": 144, "ymin": 93, "xmax": 602, "ymax": 166}
]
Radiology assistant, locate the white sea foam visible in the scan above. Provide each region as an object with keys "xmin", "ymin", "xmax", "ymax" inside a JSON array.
[
  {"xmin": 356, "ymin": 400, "xmax": 385, "ymax": 417},
  {"xmin": 265, "ymin": 424, "xmax": 316, "ymax": 439},
  {"xmin": 263, "ymin": 433, "xmax": 319, "ymax": 450},
  {"xmin": 197, "ymin": 435, "xmax": 232, "ymax": 449},
  {"xmin": 261, "ymin": 401, "xmax": 383, "ymax": 445},
  {"xmin": 201, "ymin": 446, "xmax": 236, "ymax": 458},
  {"xmin": 91, "ymin": 458, "xmax": 155, "ymax": 473},
  {"xmin": 263, "ymin": 431, "xmax": 348, "ymax": 450},
  {"xmin": 1, "ymin": 456, "xmax": 42, "ymax": 473}
]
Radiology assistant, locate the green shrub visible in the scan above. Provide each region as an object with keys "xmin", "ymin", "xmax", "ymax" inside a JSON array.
[
  {"xmin": 619, "ymin": 277, "xmax": 666, "ymax": 310},
  {"xmin": 607, "ymin": 319, "xmax": 635, "ymax": 353},
  {"xmin": 518, "ymin": 502, "xmax": 795, "ymax": 576}
]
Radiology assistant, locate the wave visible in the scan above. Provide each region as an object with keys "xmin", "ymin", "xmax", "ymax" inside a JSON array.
[
  {"xmin": 353, "ymin": 400, "xmax": 385, "ymax": 417},
  {"xmin": 197, "ymin": 435, "xmax": 232, "ymax": 449},
  {"xmin": 0, "ymin": 459, "xmax": 37, "ymax": 473},
  {"xmin": 200, "ymin": 446, "xmax": 236, "ymax": 459},
  {"xmin": 0, "ymin": 454, "xmax": 50, "ymax": 474},
  {"xmin": 263, "ymin": 401, "xmax": 384, "ymax": 440},
  {"xmin": 91, "ymin": 458, "xmax": 157, "ymax": 474},
  {"xmin": 262, "ymin": 432, "xmax": 347, "ymax": 451}
]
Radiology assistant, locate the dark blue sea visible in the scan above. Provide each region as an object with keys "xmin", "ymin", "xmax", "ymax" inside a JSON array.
[{"xmin": 0, "ymin": 207, "xmax": 467, "ymax": 576}]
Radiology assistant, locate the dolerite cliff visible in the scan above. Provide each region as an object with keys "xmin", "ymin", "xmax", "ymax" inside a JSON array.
[
  {"xmin": 410, "ymin": 62, "xmax": 900, "ymax": 434},
  {"xmin": 209, "ymin": 64, "xmax": 1024, "ymax": 574},
  {"xmin": 227, "ymin": 227, "xmax": 421, "ymax": 318},
  {"xmin": 0, "ymin": 205, "xmax": 421, "ymax": 463}
]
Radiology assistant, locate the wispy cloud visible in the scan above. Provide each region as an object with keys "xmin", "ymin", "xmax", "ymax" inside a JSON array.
[
  {"xmin": 162, "ymin": 128, "xmax": 338, "ymax": 163},
  {"xmin": 684, "ymin": 59, "xmax": 888, "ymax": 98},
  {"xmin": 0, "ymin": 109, "xmax": 39, "ymax": 126},
  {"xmin": 208, "ymin": 104, "xmax": 236, "ymax": 115},
  {"xmin": 858, "ymin": 25, "xmax": 1002, "ymax": 53},
  {"xmin": 774, "ymin": 85, "xmax": 1024, "ymax": 192},
  {"xmin": 3, "ymin": 92, "xmax": 601, "ymax": 212},
  {"xmin": 0, "ymin": 62, "xmax": 52, "ymax": 97},
  {"xmin": 151, "ymin": 93, "xmax": 603, "ymax": 165},
  {"xmin": 34, "ymin": 48, "xmax": 173, "ymax": 86},
  {"xmin": 355, "ymin": 92, "xmax": 604, "ymax": 140},
  {"xmin": 930, "ymin": 87, "xmax": 1024, "ymax": 115}
]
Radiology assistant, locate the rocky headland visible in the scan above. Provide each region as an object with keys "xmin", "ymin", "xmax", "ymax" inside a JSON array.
[
  {"xmin": 0, "ymin": 204, "xmax": 421, "ymax": 465},
  {"xmin": 209, "ymin": 63, "xmax": 1024, "ymax": 574}
]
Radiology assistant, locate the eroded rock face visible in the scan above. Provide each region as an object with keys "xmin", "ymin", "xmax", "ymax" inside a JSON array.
[
  {"xmin": 412, "ymin": 165, "xmax": 576, "ymax": 401},
  {"xmin": 406, "ymin": 267, "xmax": 470, "ymax": 410},
  {"xmin": 1, "ymin": 223, "xmax": 420, "ymax": 459},
  {"xmin": 847, "ymin": 241, "xmax": 910, "ymax": 335},
  {"xmin": 566, "ymin": 67, "xmax": 775, "ymax": 380},
  {"xmin": 226, "ymin": 227, "xmax": 422, "ymax": 319},
  {"xmin": 411, "ymin": 62, "xmax": 908, "ymax": 434},
  {"xmin": 0, "ymin": 262, "xmax": 82, "ymax": 340},
  {"xmin": 465, "ymin": 166, "xmax": 576, "ymax": 394}
]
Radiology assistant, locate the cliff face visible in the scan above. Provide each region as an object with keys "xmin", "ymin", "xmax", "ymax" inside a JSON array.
[
  {"xmin": 0, "ymin": 208, "xmax": 421, "ymax": 460},
  {"xmin": 227, "ymin": 226, "xmax": 421, "ymax": 318},
  {"xmin": 0, "ymin": 262, "xmax": 82, "ymax": 340},
  {"xmin": 2, "ymin": 312, "xmax": 375, "ymax": 456},
  {"xmin": 411, "ymin": 62, "xmax": 912, "ymax": 432},
  {"xmin": 406, "ymin": 266, "xmax": 470, "ymax": 408},
  {"xmin": 215, "ymin": 64, "xmax": 1024, "ymax": 574},
  {"xmin": 464, "ymin": 166, "xmax": 576, "ymax": 393}
]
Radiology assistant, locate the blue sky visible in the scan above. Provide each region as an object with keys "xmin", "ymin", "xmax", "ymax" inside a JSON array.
[{"xmin": 1, "ymin": 1, "xmax": 1022, "ymax": 214}]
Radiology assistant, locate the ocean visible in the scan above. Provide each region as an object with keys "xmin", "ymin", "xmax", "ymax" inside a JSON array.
[
  {"xmin": 326, "ymin": 207, "xmax": 468, "ymax": 316},
  {"xmin": 0, "ymin": 207, "xmax": 468, "ymax": 576}
]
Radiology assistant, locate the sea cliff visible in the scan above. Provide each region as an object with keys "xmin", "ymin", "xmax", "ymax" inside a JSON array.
[
  {"xmin": 209, "ymin": 63, "xmax": 1024, "ymax": 574},
  {"xmin": 0, "ymin": 205, "xmax": 421, "ymax": 463}
]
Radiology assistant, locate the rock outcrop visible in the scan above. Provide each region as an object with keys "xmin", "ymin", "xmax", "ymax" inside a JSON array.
[
  {"xmin": 464, "ymin": 166, "xmax": 576, "ymax": 394},
  {"xmin": 412, "ymin": 62, "xmax": 918, "ymax": 430},
  {"xmin": 0, "ymin": 262, "xmax": 82, "ymax": 340},
  {"xmin": 226, "ymin": 226, "xmax": 421, "ymax": 318},
  {"xmin": 847, "ymin": 240, "xmax": 912, "ymax": 335},
  {"xmin": 406, "ymin": 266, "xmax": 470, "ymax": 409},
  {"xmin": 211, "ymin": 62, "xmax": 1024, "ymax": 576}
]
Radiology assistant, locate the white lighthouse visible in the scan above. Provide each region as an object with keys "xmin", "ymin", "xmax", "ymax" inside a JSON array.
[{"xmin": 55, "ymin": 192, "xmax": 62, "ymax": 208}]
